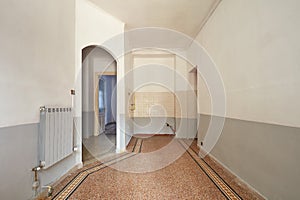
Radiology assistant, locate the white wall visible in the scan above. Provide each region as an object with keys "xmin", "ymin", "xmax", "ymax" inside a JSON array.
[
  {"xmin": 129, "ymin": 49, "xmax": 197, "ymax": 137},
  {"xmin": 75, "ymin": 0, "xmax": 125, "ymax": 152},
  {"xmin": 0, "ymin": 0, "xmax": 125, "ymax": 198},
  {"xmin": 0, "ymin": 0, "xmax": 75, "ymax": 128},
  {"xmin": 194, "ymin": 0, "xmax": 300, "ymax": 199},
  {"xmin": 132, "ymin": 54, "xmax": 175, "ymax": 92},
  {"xmin": 196, "ymin": 0, "xmax": 300, "ymax": 128},
  {"xmin": 75, "ymin": 0, "xmax": 124, "ymax": 115},
  {"xmin": 0, "ymin": 0, "xmax": 77, "ymax": 199},
  {"xmin": 82, "ymin": 47, "xmax": 116, "ymax": 112},
  {"xmin": 82, "ymin": 47, "xmax": 117, "ymax": 139}
]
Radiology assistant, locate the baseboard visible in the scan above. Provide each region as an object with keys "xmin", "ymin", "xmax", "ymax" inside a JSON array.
[
  {"xmin": 36, "ymin": 162, "xmax": 83, "ymax": 199},
  {"xmin": 196, "ymin": 143, "xmax": 267, "ymax": 199},
  {"xmin": 52, "ymin": 162, "xmax": 83, "ymax": 185},
  {"xmin": 207, "ymin": 153, "xmax": 267, "ymax": 200},
  {"xmin": 126, "ymin": 135, "xmax": 133, "ymax": 147},
  {"xmin": 75, "ymin": 162, "xmax": 83, "ymax": 169},
  {"xmin": 133, "ymin": 133, "xmax": 175, "ymax": 137}
]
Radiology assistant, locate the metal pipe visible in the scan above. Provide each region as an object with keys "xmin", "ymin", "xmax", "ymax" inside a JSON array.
[
  {"xmin": 31, "ymin": 164, "xmax": 44, "ymax": 196},
  {"xmin": 42, "ymin": 186, "xmax": 54, "ymax": 198}
]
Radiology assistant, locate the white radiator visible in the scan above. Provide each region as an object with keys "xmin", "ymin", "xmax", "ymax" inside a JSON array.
[{"xmin": 39, "ymin": 106, "xmax": 74, "ymax": 169}]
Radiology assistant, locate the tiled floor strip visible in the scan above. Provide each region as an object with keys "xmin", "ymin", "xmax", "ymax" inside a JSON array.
[
  {"xmin": 178, "ymin": 140, "xmax": 242, "ymax": 200},
  {"xmin": 52, "ymin": 153, "xmax": 135, "ymax": 200},
  {"xmin": 52, "ymin": 138, "xmax": 241, "ymax": 200},
  {"xmin": 132, "ymin": 138, "xmax": 143, "ymax": 153},
  {"xmin": 52, "ymin": 138, "xmax": 144, "ymax": 200},
  {"xmin": 132, "ymin": 137, "xmax": 139, "ymax": 152},
  {"xmin": 185, "ymin": 140, "xmax": 244, "ymax": 199}
]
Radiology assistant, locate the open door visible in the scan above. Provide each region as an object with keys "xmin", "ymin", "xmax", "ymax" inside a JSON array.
[{"xmin": 98, "ymin": 77, "xmax": 105, "ymax": 134}]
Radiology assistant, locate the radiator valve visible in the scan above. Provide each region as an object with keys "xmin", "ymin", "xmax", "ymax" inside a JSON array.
[
  {"xmin": 42, "ymin": 186, "xmax": 54, "ymax": 197},
  {"xmin": 73, "ymin": 146, "xmax": 79, "ymax": 152}
]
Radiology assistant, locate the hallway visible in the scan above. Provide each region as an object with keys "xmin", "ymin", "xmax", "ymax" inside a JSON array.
[
  {"xmin": 45, "ymin": 136, "xmax": 263, "ymax": 200},
  {"xmin": 1, "ymin": 1, "xmax": 300, "ymax": 199}
]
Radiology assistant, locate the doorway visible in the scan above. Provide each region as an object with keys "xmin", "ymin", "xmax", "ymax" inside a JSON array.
[
  {"xmin": 81, "ymin": 46, "xmax": 118, "ymax": 164},
  {"xmin": 96, "ymin": 73, "xmax": 117, "ymax": 141}
]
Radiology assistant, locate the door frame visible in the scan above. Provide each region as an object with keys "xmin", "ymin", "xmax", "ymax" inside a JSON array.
[{"xmin": 94, "ymin": 71, "xmax": 117, "ymax": 136}]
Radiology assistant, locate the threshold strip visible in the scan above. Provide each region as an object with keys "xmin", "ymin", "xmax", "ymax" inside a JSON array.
[
  {"xmin": 132, "ymin": 137, "xmax": 139, "ymax": 152},
  {"xmin": 178, "ymin": 140, "xmax": 242, "ymax": 200},
  {"xmin": 132, "ymin": 138, "xmax": 143, "ymax": 153}
]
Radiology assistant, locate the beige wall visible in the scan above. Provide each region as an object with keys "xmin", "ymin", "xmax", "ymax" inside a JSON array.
[
  {"xmin": 131, "ymin": 50, "xmax": 176, "ymax": 119},
  {"xmin": 133, "ymin": 91, "xmax": 175, "ymax": 117}
]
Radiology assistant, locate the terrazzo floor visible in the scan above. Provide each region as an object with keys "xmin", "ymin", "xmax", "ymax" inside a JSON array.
[
  {"xmin": 38, "ymin": 136, "xmax": 264, "ymax": 200},
  {"xmin": 82, "ymin": 123, "xmax": 116, "ymax": 165}
]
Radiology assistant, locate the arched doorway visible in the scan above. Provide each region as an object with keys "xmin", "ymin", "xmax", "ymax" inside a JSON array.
[{"xmin": 81, "ymin": 45, "xmax": 117, "ymax": 164}]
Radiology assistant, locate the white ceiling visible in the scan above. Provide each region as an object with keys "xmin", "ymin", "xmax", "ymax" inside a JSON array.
[{"xmin": 89, "ymin": 0, "xmax": 220, "ymax": 38}]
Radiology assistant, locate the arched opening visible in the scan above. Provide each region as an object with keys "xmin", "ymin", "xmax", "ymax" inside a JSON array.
[{"xmin": 81, "ymin": 45, "xmax": 117, "ymax": 164}]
